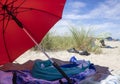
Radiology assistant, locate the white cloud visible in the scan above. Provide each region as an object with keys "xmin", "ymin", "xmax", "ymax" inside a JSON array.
[
  {"xmin": 93, "ymin": 22, "xmax": 117, "ymax": 29},
  {"xmin": 65, "ymin": 1, "xmax": 86, "ymax": 14},
  {"xmin": 64, "ymin": 0, "xmax": 120, "ymax": 20},
  {"xmin": 69, "ymin": 1, "xmax": 86, "ymax": 9},
  {"xmin": 89, "ymin": 0, "xmax": 120, "ymax": 19}
]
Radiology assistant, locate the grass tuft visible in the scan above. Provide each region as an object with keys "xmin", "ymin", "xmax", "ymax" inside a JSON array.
[{"xmin": 35, "ymin": 26, "xmax": 102, "ymax": 54}]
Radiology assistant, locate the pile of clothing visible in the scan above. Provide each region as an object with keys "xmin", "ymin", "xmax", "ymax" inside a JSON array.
[{"xmin": 0, "ymin": 57, "xmax": 96, "ymax": 84}]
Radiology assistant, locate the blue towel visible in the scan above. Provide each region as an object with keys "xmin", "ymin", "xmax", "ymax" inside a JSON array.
[{"xmin": 31, "ymin": 60, "xmax": 89, "ymax": 81}]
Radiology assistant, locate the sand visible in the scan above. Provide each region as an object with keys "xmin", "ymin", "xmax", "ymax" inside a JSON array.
[{"xmin": 15, "ymin": 41, "xmax": 120, "ymax": 75}]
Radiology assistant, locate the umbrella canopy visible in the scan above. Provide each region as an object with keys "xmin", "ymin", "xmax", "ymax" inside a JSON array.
[{"xmin": 0, "ymin": 0, "xmax": 66, "ymax": 65}]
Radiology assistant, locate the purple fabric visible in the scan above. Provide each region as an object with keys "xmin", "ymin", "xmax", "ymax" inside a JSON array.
[
  {"xmin": 0, "ymin": 68, "xmax": 95, "ymax": 84},
  {"xmin": 15, "ymin": 70, "xmax": 68, "ymax": 84},
  {"xmin": 13, "ymin": 68, "xmax": 95, "ymax": 84},
  {"xmin": 0, "ymin": 71, "xmax": 13, "ymax": 84}
]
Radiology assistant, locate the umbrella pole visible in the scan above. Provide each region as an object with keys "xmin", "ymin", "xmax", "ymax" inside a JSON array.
[{"xmin": 23, "ymin": 28, "xmax": 73, "ymax": 84}]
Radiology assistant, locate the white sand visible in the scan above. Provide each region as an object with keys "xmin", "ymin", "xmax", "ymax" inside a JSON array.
[{"xmin": 15, "ymin": 41, "xmax": 120, "ymax": 75}]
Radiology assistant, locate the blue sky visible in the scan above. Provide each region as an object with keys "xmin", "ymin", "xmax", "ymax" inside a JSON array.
[{"xmin": 50, "ymin": 0, "xmax": 120, "ymax": 39}]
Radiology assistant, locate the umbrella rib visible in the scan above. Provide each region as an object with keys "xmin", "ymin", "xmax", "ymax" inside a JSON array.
[
  {"xmin": 12, "ymin": 7, "xmax": 62, "ymax": 18},
  {"xmin": 4, "ymin": 14, "xmax": 11, "ymax": 32},
  {"xmin": 2, "ymin": 10, "xmax": 6, "ymax": 34},
  {"xmin": 11, "ymin": 7, "xmax": 31, "ymax": 13},
  {"xmin": 9, "ymin": 0, "xmax": 15, "ymax": 10},
  {"xmin": 0, "ymin": 13, "xmax": 9, "ymax": 23},
  {"xmin": 6, "ymin": 0, "xmax": 17, "ymax": 6},
  {"xmin": 2, "ymin": 9, "xmax": 12, "ymax": 62},
  {"xmin": 12, "ymin": 0, "xmax": 26, "ymax": 11}
]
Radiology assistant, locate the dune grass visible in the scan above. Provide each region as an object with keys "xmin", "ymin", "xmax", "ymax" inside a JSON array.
[
  {"xmin": 69, "ymin": 26, "xmax": 101, "ymax": 53},
  {"xmin": 37, "ymin": 26, "xmax": 102, "ymax": 54},
  {"xmin": 40, "ymin": 34, "xmax": 74, "ymax": 51}
]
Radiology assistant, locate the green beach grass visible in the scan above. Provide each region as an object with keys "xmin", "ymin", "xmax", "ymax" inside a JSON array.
[{"xmin": 35, "ymin": 26, "xmax": 102, "ymax": 54}]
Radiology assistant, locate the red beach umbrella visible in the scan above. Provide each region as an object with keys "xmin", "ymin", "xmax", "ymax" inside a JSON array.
[
  {"xmin": 0, "ymin": 0, "xmax": 65, "ymax": 64},
  {"xmin": 0, "ymin": 0, "xmax": 73, "ymax": 83}
]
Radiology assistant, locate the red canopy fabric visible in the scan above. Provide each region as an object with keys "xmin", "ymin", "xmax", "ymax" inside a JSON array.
[{"xmin": 0, "ymin": 0, "xmax": 66, "ymax": 65}]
